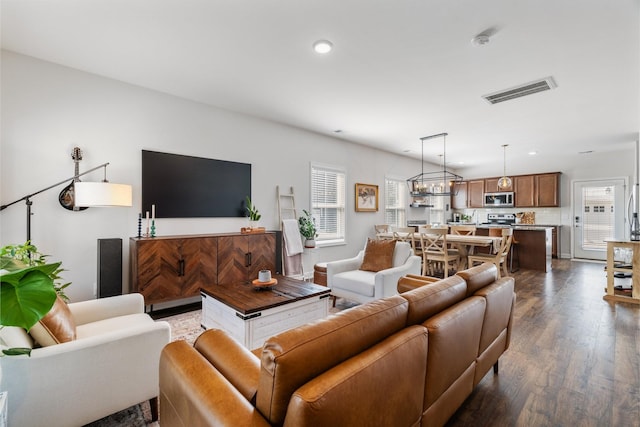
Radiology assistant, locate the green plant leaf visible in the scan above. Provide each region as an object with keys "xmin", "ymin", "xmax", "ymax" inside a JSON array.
[
  {"xmin": 2, "ymin": 347, "xmax": 32, "ymax": 357},
  {"xmin": 1, "ymin": 265, "xmax": 58, "ymax": 330}
]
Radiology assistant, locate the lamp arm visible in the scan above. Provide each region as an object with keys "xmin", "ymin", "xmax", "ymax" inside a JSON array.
[{"xmin": 0, "ymin": 162, "xmax": 110, "ymax": 211}]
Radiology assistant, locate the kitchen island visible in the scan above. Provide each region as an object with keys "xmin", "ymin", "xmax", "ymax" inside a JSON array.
[{"xmin": 477, "ymin": 226, "xmax": 553, "ymax": 272}]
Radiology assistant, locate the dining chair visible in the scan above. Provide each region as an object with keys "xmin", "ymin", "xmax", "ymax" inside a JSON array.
[
  {"xmin": 392, "ymin": 227, "xmax": 416, "ymax": 250},
  {"xmin": 468, "ymin": 227, "xmax": 513, "ymax": 278},
  {"xmin": 419, "ymin": 228, "xmax": 459, "ymax": 277},
  {"xmin": 374, "ymin": 224, "xmax": 392, "ymax": 240},
  {"xmin": 450, "ymin": 225, "xmax": 477, "ymax": 236}
]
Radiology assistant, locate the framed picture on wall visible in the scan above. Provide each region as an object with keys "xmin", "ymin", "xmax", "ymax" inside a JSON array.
[{"xmin": 355, "ymin": 183, "xmax": 378, "ymax": 212}]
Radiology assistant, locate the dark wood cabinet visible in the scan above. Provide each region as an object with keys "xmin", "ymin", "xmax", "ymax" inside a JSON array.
[
  {"xmin": 130, "ymin": 232, "xmax": 276, "ymax": 306},
  {"xmin": 467, "ymin": 180, "xmax": 485, "ymax": 208},
  {"xmin": 217, "ymin": 233, "xmax": 276, "ymax": 284},
  {"xmin": 536, "ymin": 173, "xmax": 560, "ymax": 207},
  {"xmin": 485, "ymin": 177, "xmax": 513, "ymax": 193},
  {"xmin": 514, "ymin": 175, "xmax": 536, "ymax": 207},
  {"xmin": 451, "ymin": 181, "xmax": 468, "ymax": 209},
  {"xmin": 514, "ymin": 173, "xmax": 560, "ymax": 207}
]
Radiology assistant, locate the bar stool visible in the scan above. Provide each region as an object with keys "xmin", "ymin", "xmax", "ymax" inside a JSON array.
[{"xmin": 509, "ymin": 236, "xmax": 520, "ymax": 273}]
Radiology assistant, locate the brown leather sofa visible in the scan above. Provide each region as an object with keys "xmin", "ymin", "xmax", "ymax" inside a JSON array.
[{"xmin": 159, "ymin": 263, "xmax": 515, "ymax": 427}]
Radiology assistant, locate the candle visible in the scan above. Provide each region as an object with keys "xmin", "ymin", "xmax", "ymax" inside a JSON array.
[
  {"xmin": 146, "ymin": 211, "xmax": 150, "ymax": 234},
  {"xmin": 151, "ymin": 204, "xmax": 156, "ymax": 221}
]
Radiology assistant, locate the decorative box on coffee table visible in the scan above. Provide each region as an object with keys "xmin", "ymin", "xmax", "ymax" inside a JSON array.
[{"xmin": 201, "ymin": 275, "xmax": 331, "ymax": 349}]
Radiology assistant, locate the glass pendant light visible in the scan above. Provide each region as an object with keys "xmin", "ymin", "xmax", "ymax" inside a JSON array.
[{"xmin": 498, "ymin": 144, "xmax": 512, "ymax": 189}]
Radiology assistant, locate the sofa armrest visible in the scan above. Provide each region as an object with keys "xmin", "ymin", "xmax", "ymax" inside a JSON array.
[
  {"xmin": 374, "ymin": 255, "xmax": 422, "ymax": 298},
  {"xmin": 69, "ymin": 293, "xmax": 144, "ymax": 325},
  {"xmin": 1, "ymin": 320, "xmax": 170, "ymax": 427},
  {"xmin": 326, "ymin": 251, "xmax": 364, "ymax": 286},
  {"xmin": 160, "ymin": 340, "xmax": 270, "ymax": 427},
  {"xmin": 194, "ymin": 329, "xmax": 260, "ymax": 402}
]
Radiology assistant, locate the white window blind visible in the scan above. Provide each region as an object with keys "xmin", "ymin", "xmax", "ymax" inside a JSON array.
[
  {"xmin": 311, "ymin": 164, "xmax": 346, "ymax": 245},
  {"xmin": 385, "ymin": 177, "xmax": 406, "ymax": 227}
]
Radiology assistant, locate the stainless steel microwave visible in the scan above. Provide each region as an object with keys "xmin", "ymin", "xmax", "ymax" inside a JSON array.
[{"xmin": 484, "ymin": 192, "xmax": 514, "ymax": 207}]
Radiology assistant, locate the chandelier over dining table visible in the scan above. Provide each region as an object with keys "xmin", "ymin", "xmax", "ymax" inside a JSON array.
[{"xmin": 406, "ymin": 132, "xmax": 463, "ymax": 197}]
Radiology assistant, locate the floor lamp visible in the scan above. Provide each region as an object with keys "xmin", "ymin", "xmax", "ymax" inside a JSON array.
[{"xmin": 0, "ymin": 162, "xmax": 133, "ymax": 242}]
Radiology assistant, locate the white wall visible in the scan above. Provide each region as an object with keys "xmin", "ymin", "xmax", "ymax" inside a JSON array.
[{"xmin": 1, "ymin": 50, "xmax": 432, "ymax": 302}]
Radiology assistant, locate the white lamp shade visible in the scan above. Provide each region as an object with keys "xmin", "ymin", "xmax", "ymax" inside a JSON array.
[{"xmin": 74, "ymin": 182, "xmax": 133, "ymax": 207}]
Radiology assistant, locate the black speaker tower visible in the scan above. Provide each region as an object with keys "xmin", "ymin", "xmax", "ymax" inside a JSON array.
[{"xmin": 97, "ymin": 238, "xmax": 123, "ymax": 298}]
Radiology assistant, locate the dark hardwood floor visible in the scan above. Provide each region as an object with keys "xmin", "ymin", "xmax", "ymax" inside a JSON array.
[{"xmin": 446, "ymin": 259, "xmax": 640, "ymax": 427}]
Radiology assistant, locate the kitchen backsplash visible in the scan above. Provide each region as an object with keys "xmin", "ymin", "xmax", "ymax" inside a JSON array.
[{"xmin": 455, "ymin": 207, "xmax": 562, "ymax": 225}]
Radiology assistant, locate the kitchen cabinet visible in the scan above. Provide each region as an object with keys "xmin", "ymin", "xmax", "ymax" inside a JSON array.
[
  {"xmin": 451, "ymin": 181, "xmax": 468, "ymax": 209},
  {"xmin": 467, "ymin": 180, "xmax": 485, "ymax": 208},
  {"xmin": 217, "ymin": 233, "xmax": 277, "ymax": 284},
  {"xmin": 514, "ymin": 175, "xmax": 536, "ymax": 207},
  {"xmin": 485, "ymin": 177, "xmax": 513, "ymax": 192},
  {"xmin": 536, "ymin": 173, "xmax": 560, "ymax": 206},
  {"xmin": 130, "ymin": 232, "xmax": 277, "ymax": 306},
  {"xmin": 514, "ymin": 173, "xmax": 560, "ymax": 207}
]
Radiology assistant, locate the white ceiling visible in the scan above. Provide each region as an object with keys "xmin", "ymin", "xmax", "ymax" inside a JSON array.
[{"xmin": 2, "ymin": 0, "xmax": 639, "ymax": 176}]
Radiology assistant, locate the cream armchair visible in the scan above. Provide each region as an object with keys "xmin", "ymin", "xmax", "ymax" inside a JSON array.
[
  {"xmin": 0, "ymin": 293, "xmax": 171, "ymax": 427},
  {"xmin": 326, "ymin": 241, "xmax": 421, "ymax": 304}
]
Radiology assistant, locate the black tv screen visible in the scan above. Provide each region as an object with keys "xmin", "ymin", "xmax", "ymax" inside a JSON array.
[{"xmin": 142, "ymin": 150, "xmax": 251, "ymax": 218}]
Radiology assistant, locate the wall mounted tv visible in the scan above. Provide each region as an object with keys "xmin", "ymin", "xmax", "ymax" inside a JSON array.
[{"xmin": 142, "ymin": 150, "xmax": 251, "ymax": 218}]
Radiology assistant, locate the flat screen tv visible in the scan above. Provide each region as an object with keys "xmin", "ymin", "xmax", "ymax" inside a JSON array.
[{"xmin": 142, "ymin": 150, "xmax": 251, "ymax": 218}]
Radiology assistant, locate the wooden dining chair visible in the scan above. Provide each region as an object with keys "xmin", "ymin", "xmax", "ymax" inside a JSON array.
[
  {"xmin": 468, "ymin": 227, "xmax": 513, "ymax": 278},
  {"xmin": 450, "ymin": 225, "xmax": 477, "ymax": 236},
  {"xmin": 419, "ymin": 228, "xmax": 459, "ymax": 277},
  {"xmin": 374, "ymin": 224, "xmax": 391, "ymax": 240},
  {"xmin": 392, "ymin": 227, "xmax": 416, "ymax": 250}
]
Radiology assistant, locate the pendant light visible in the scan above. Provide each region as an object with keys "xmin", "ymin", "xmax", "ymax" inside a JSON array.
[
  {"xmin": 406, "ymin": 132, "xmax": 463, "ymax": 197},
  {"xmin": 498, "ymin": 144, "xmax": 512, "ymax": 189}
]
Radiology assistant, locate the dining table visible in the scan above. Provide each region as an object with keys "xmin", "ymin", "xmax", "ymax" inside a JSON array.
[{"xmin": 376, "ymin": 231, "xmax": 503, "ymax": 270}]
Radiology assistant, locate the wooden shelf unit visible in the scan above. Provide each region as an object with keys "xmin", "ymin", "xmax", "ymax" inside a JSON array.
[{"xmin": 604, "ymin": 239, "xmax": 640, "ymax": 305}]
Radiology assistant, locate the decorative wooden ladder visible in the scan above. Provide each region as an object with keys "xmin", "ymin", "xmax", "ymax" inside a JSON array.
[{"xmin": 276, "ymin": 186, "xmax": 304, "ymax": 278}]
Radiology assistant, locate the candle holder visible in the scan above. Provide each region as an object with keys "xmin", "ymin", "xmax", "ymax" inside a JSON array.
[
  {"xmin": 151, "ymin": 220, "xmax": 156, "ymax": 237},
  {"xmin": 137, "ymin": 213, "xmax": 142, "ymax": 238}
]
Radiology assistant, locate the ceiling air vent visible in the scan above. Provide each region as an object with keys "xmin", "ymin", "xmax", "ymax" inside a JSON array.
[{"xmin": 483, "ymin": 76, "xmax": 557, "ymax": 104}]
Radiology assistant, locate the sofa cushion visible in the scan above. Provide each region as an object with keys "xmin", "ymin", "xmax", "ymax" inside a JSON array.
[
  {"xmin": 391, "ymin": 241, "xmax": 412, "ymax": 267},
  {"xmin": 332, "ymin": 270, "xmax": 376, "ymax": 296},
  {"xmin": 257, "ymin": 294, "xmax": 409, "ymax": 425},
  {"xmin": 75, "ymin": 313, "xmax": 154, "ymax": 339},
  {"xmin": 456, "ymin": 262, "xmax": 498, "ymax": 296},
  {"xmin": 285, "ymin": 325, "xmax": 428, "ymax": 427},
  {"xmin": 360, "ymin": 238, "xmax": 396, "ymax": 272},
  {"xmin": 401, "ymin": 275, "xmax": 468, "ymax": 326},
  {"xmin": 29, "ymin": 296, "xmax": 76, "ymax": 346}
]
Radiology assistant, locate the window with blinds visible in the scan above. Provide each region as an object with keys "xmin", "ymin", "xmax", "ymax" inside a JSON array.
[
  {"xmin": 385, "ymin": 177, "xmax": 406, "ymax": 227},
  {"xmin": 311, "ymin": 163, "xmax": 346, "ymax": 245}
]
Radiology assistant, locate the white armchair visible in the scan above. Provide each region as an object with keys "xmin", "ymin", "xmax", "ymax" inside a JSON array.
[
  {"xmin": 0, "ymin": 293, "xmax": 171, "ymax": 427},
  {"xmin": 326, "ymin": 241, "xmax": 421, "ymax": 304}
]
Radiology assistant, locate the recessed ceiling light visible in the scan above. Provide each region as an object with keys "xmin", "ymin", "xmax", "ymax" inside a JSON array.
[
  {"xmin": 579, "ymin": 150, "xmax": 594, "ymax": 154},
  {"xmin": 333, "ymin": 129, "xmax": 343, "ymax": 133},
  {"xmin": 313, "ymin": 40, "xmax": 333, "ymax": 54},
  {"xmin": 528, "ymin": 151, "xmax": 538, "ymax": 156}
]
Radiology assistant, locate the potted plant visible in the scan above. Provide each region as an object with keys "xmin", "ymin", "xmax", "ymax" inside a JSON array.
[
  {"xmin": 298, "ymin": 210, "xmax": 318, "ymax": 248},
  {"xmin": 0, "ymin": 241, "xmax": 69, "ymax": 356},
  {"xmin": 245, "ymin": 196, "xmax": 261, "ymax": 228}
]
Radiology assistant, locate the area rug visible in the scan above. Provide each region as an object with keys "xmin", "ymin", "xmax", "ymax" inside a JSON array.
[{"xmin": 86, "ymin": 299, "xmax": 356, "ymax": 426}]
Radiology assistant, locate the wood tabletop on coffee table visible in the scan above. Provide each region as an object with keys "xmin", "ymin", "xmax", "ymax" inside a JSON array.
[{"xmin": 200, "ymin": 275, "xmax": 331, "ymax": 315}]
